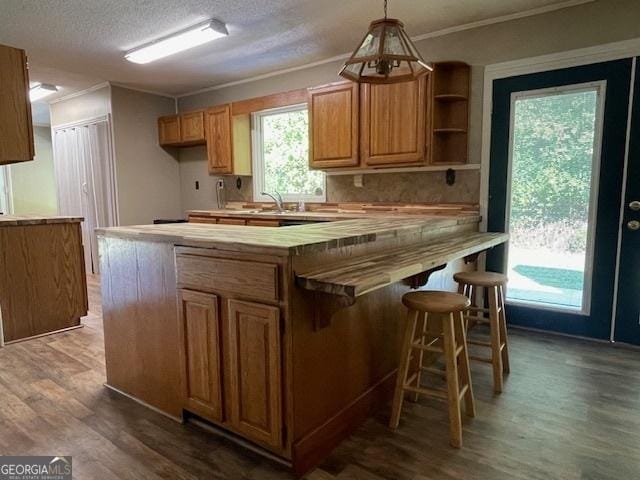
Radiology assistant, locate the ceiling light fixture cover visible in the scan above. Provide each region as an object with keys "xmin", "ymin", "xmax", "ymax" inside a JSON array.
[
  {"xmin": 339, "ymin": 0, "xmax": 431, "ymax": 84},
  {"xmin": 29, "ymin": 83, "xmax": 58, "ymax": 102},
  {"xmin": 125, "ymin": 19, "xmax": 228, "ymax": 64}
]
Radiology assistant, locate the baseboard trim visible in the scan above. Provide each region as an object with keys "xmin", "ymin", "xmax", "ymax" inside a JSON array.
[
  {"xmin": 2, "ymin": 324, "xmax": 84, "ymax": 347},
  {"xmin": 103, "ymin": 383, "xmax": 183, "ymax": 423},
  {"xmin": 292, "ymin": 369, "xmax": 396, "ymax": 476}
]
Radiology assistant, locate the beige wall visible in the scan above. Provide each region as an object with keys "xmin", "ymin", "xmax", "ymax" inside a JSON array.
[
  {"xmin": 10, "ymin": 126, "xmax": 57, "ymax": 215},
  {"xmin": 110, "ymin": 86, "xmax": 182, "ymax": 225},
  {"xmin": 50, "ymin": 86, "xmax": 111, "ymax": 126},
  {"xmin": 176, "ymin": 0, "xmax": 640, "ymax": 211}
]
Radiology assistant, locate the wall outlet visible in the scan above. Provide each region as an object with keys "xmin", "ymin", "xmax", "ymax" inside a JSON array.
[
  {"xmin": 195, "ymin": 181, "xmax": 200, "ymax": 190},
  {"xmin": 354, "ymin": 174, "xmax": 364, "ymax": 188}
]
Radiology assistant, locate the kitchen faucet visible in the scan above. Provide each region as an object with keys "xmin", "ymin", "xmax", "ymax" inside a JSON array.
[{"xmin": 261, "ymin": 191, "xmax": 285, "ymax": 212}]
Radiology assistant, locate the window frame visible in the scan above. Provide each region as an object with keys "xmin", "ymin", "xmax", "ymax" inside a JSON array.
[{"xmin": 251, "ymin": 103, "xmax": 326, "ymax": 203}]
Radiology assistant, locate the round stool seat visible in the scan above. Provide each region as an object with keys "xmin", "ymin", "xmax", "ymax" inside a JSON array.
[
  {"xmin": 402, "ymin": 291, "xmax": 471, "ymax": 313},
  {"xmin": 453, "ymin": 271, "xmax": 508, "ymax": 287}
]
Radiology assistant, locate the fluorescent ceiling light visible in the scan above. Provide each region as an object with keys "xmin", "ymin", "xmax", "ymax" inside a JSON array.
[
  {"xmin": 29, "ymin": 84, "xmax": 58, "ymax": 102},
  {"xmin": 125, "ymin": 19, "xmax": 228, "ymax": 64}
]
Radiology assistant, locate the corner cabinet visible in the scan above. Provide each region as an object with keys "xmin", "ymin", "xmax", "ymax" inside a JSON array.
[
  {"xmin": 158, "ymin": 115, "xmax": 181, "ymax": 146},
  {"xmin": 0, "ymin": 44, "xmax": 34, "ymax": 165},
  {"xmin": 227, "ymin": 299, "xmax": 282, "ymax": 448},
  {"xmin": 309, "ymin": 81, "xmax": 359, "ymax": 169},
  {"xmin": 360, "ymin": 75, "xmax": 429, "ymax": 167}
]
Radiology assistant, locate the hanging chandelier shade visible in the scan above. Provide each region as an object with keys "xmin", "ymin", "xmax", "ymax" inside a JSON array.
[{"xmin": 339, "ymin": 18, "xmax": 432, "ymax": 84}]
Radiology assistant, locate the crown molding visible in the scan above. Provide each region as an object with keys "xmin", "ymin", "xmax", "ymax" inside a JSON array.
[
  {"xmin": 177, "ymin": 0, "xmax": 595, "ymax": 98},
  {"xmin": 48, "ymin": 81, "xmax": 110, "ymax": 104}
]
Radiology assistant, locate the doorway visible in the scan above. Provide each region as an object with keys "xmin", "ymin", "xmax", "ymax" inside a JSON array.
[{"xmin": 487, "ymin": 59, "xmax": 635, "ymax": 342}]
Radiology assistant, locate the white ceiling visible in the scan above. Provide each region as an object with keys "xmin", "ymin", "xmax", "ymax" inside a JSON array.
[{"xmin": 0, "ymin": 0, "xmax": 583, "ymax": 99}]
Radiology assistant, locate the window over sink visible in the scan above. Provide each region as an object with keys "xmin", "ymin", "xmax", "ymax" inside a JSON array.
[{"xmin": 251, "ymin": 104, "xmax": 326, "ymax": 203}]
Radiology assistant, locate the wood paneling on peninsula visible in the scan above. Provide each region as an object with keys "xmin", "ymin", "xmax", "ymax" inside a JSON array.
[{"xmin": 0, "ymin": 218, "xmax": 87, "ymax": 344}]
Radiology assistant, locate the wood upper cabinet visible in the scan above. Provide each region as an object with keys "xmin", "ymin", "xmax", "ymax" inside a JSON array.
[
  {"xmin": 180, "ymin": 110, "xmax": 205, "ymax": 144},
  {"xmin": 158, "ymin": 115, "xmax": 181, "ymax": 146},
  {"xmin": 360, "ymin": 75, "xmax": 429, "ymax": 167},
  {"xmin": 227, "ymin": 299, "xmax": 282, "ymax": 449},
  {"xmin": 0, "ymin": 44, "xmax": 34, "ymax": 165},
  {"xmin": 178, "ymin": 289, "xmax": 223, "ymax": 422},
  {"xmin": 309, "ymin": 81, "xmax": 359, "ymax": 169},
  {"xmin": 205, "ymin": 104, "xmax": 234, "ymax": 174},
  {"xmin": 159, "ymin": 111, "xmax": 205, "ymax": 146}
]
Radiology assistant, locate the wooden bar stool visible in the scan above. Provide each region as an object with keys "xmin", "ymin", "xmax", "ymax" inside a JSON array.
[
  {"xmin": 454, "ymin": 271, "xmax": 510, "ymax": 393},
  {"xmin": 390, "ymin": 291, "xmax": 476, "ymax": 448}
]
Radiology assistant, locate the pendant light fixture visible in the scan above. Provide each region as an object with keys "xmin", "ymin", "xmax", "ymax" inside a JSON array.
[{"xmin": 339, "ymin": 0, "xmax": 432, "ymax": 84}]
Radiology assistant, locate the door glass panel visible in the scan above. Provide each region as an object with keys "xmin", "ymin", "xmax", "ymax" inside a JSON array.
[{"xmin": 506, "ymin": 86, "xmax": 602, "ymax": 312}]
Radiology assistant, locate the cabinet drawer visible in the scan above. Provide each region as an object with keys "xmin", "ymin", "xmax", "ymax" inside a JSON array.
[
  {"xmin": 176, "ymin": 254, "xmax": 279, "ymax": 303},
  {"xmin": 218, "ymin": 217, "xmax": 246, "ymax": 225}
]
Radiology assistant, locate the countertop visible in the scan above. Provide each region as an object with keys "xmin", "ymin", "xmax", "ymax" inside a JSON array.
[
  {"xmin": 97, "ymin": 214, "xmax": 481, "ymax": 256},
  {"xmin": 0, "ymin": 215, "xmax": 83, "ymax": 226},
  {"xmin": 188, "ymin": 202, "xmax": 479, "ymax": 222}
]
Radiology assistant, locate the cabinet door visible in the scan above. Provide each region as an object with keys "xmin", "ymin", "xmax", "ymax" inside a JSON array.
[
  {"xmin": 309, "ymin": 82, "xmax": 359, "ymax": 169},
  {"xmin": 205, "ymin": 105, "xmax": 233, "ymax": 174},
  {"xmin": 360, "ymin": 76, "xmax": 427, "ymax": 166},
  {"xmin": 179, "ymin": 290, "xmax": 223, "ymax": 423},
  {"xmin": 181, "ymin": 110, "xmax": 205, "ymax": 144},
  {"xmin": 158, "ymin": 115, "xmax": 181, "ymax": 146},
  {"xmin": 0, "ymin": 44, "xmax": 34, "ymax": 164},
  {"xmin": 227, "ymin": 299, "xmax": 282, "ymax": 448}
]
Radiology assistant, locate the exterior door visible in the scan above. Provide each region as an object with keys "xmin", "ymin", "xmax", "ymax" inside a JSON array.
[
  {"xmin": 488, "ymin": 59, "xmax": 633, "ymax": 340},
  {"xmin": 614, "ymin": 59, "xmax": 640, "ymax": 346}
]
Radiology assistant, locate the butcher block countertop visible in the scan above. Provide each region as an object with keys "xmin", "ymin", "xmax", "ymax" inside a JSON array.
[
  {"xmin": 97, "ymin": 214, "xmax": 482, "ymax": 256},
  {"xmin": 0, "ymin": 215, "xmax": 83, "ymax": 226}
]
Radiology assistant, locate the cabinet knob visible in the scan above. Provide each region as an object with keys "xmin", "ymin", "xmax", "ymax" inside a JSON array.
[
  {"xmin": 628, "ymin": 220, "xmax": 640, "ymax": 231},
  {"xmin": 629, "ymin": 200, "xmax": 640, "ymax": 211}
]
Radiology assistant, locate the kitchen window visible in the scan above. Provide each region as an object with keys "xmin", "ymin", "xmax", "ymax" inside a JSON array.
[{"xmin": 251, "ymin": 104, "xmax": 326, "ymax": 203}]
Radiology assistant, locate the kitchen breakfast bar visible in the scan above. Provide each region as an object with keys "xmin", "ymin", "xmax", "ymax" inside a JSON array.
[{"xmin": 97, "ymin": 213, "xmax": 507, "ymax": 475}]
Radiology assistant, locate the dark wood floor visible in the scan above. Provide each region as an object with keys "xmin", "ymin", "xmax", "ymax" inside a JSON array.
[{"xmin": 1, "ymin": 276, "xmax": 639, "ymax": 479}]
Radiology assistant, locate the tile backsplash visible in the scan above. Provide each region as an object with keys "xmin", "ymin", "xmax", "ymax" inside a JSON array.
[{"xmin": 213, "ymin": 168, "xmax": 480, "ymax": 206}]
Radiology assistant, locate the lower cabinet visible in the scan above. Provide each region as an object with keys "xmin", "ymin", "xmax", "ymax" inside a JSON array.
[
  {"xmin": 179, "ymin": 289, "xmax": 283, "ymax": 451},
  {"xmin": 179, "ymin": 290, "xmax": 223, "ymax": 422},
  {"xmin": 227, "ymin": 299, "xmax": 282, "ymax": 448}
]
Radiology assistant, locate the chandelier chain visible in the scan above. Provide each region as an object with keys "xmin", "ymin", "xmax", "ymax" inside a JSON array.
[{"xmin": 384, "ymin": 0, "xmax": 388, "ymax": 18}]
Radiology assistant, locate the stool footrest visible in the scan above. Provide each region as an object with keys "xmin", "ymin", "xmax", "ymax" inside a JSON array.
[
  {"xmin": 464, "ymin": 315, "xmax": 491, "ymax": 323},
  {"xmin": 469, "ymin": 355, "xmax": 493, "ymax": 364},
  {"xmin": 403, "ymin": 385, "xmax": 449, "ymax": 400},
  {"xmin": 467, "ymin": 339, "xmax": 492, "ymax": 347},
  {"xmin": 420, "ymin": 366, "xmax": 447, "ymax": 377},
  {"xmin": 458, "ymin": 383, "xmax": 470, "ymax": 401},
  {"xmin": 411, "ymin": 341, "xmax": 444, "ymax": 353}
]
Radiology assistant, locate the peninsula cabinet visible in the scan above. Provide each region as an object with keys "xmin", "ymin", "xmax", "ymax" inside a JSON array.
[
  {"xmin": 178, "ymin": 289, "xmax": 223, "ymax": 423},
  {"xmin": 309, "ymin": 81, "xmax": 359, "ymax": 169},
  {"xmin": 0, "ymin": 44, "xmax": 34, "ymax": 165},
  {"xmin": 360, "ymin": 75, "xmax": 429, "ymax": 167},
  {"xmin": 227, "ymin": 299, "xmax": 282, "ymax": 448},
  {"xmin": 174, "ymin": 248, "xmax": 284, "ymax": 451}
]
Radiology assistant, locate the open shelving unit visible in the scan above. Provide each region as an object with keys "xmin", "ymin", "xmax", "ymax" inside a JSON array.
[{"xmin": 430, "ymin": 62, "xmax": 470, "ymax": 165}]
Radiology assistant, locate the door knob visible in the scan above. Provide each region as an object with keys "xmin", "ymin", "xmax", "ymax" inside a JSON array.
[
  {"xmin": 630, "ymin": 200, "xmax": 640, "ymax": 211},
  {"xmin": 628, "ymin": 220, "xmax": 640, "ymax": 231}
]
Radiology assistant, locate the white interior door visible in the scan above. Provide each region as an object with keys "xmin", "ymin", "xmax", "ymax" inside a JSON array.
[{"xmin": 53, "ymin": 118, "xmax": 117, "ymax": 274}]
